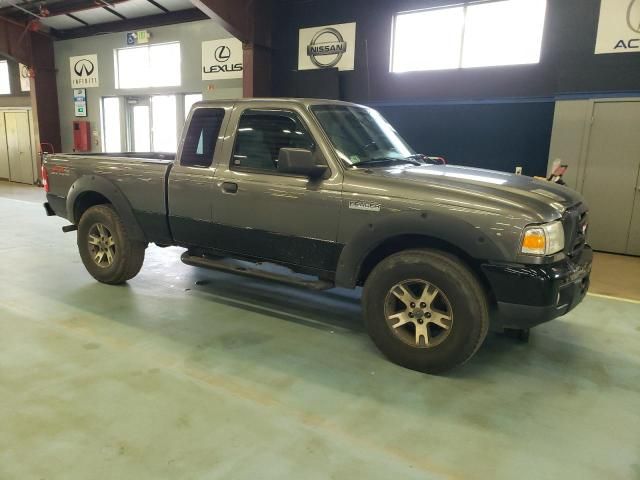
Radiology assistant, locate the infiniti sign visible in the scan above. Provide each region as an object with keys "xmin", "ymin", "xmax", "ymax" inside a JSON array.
[
  {"xmin": 69, "ymin": 54, "xmax": 99, "ymax": 87},
  {"xmin": 73, "ymin": 59, "xmax": 95, "ymax": 77}
]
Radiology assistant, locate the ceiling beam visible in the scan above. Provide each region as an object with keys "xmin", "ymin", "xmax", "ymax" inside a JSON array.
[
  {"xmin": 53, "ymin": 8, "xmax": 208, "ymax": 40},
  {"xmin": 0, "ymin": 0, "xmax": 130, "ymax": 21}
]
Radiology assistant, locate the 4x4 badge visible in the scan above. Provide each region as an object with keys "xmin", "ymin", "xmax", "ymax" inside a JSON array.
[{"xmin": 349, "ymin": 200, "xmax": 381, "ymax": 212}]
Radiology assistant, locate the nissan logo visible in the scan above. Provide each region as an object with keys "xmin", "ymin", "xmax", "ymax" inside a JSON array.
[
  {"xmin": 628, "ymin": 0, "xmax": 640, "ymax": 33},
  {"xmin": 73, "ymin": 59, "xmax": 95, "ymax": 77},
  {"xmin": 306, "ymin": 27, "xmax": 347, "ymax": 68},
  {"xmin": 214, "ymin": 45, "xmax": 231, "ymax": 63}
]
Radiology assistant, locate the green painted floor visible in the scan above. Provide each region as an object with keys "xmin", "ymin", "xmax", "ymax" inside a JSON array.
[{"xmin": 1, "ymin": 181, "xmax": 639, "ymax": 480}]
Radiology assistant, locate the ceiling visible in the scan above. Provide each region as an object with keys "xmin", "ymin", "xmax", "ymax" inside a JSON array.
[{"xmin": 0, "ymin": 0, "xmax": 200, "ymax": 35}]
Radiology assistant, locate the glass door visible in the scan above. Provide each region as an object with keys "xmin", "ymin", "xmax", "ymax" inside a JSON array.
[
  {"xmin": 126, "ymin": 95, "xmax": 178, "ymax": 153},
  {"xmin": 127, "ymin": 97, "xmax": 151, "ymax": 152}
]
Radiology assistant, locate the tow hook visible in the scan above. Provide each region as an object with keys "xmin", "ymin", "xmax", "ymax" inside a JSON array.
[{"xmin": 62, "ymin": 224, "xmax": 78, "ymax": 233}]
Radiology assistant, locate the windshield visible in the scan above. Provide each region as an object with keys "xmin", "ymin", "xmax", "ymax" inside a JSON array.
[{"xmin": 310, "ymin": 105, "xmax": 415, "ymax": 167}]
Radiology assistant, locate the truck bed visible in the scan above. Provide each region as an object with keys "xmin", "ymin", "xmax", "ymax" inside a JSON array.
[{"xmin": 44, "ymin": 152, "xmax": 174, "ymax": 243}]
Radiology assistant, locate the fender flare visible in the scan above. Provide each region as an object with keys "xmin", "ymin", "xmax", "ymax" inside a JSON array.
[
  {"xmin": 334, "ymin": 210, "xmax": 509, "ymax": 288},
  {"xmin": 66, "ymin": 175, "xmax": 146, "ymax": 242}
]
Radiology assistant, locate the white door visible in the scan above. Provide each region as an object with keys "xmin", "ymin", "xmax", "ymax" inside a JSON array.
[
  {"xmin": 0, "ymin": 113, "xmax": 9, "ymax": 179},
  {"xmin": 4, "ymin": 111, "xmax": 34, "ymax": 184},
  {"xmin": 581, "ymin": 101, "xmax": 640, "ymax": 255}
]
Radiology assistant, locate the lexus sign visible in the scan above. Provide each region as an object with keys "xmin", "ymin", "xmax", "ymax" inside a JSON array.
[
  {"xmin": 298, "ymin": 22, "xmax": 356, "ymax": 71},
  {"xmin": 202, "ymin": 38, "xmax": 243, "ymax": 80},
  {"xmin": 595, "ymin": 0, "xmax": 640, "ymax": 53},
  {"xmin": 69, "ymin": 54, "xmax": 99, "ymax": 88}
]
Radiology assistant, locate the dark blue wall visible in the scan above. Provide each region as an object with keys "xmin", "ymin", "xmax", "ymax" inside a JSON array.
[
  {"xmin": 272, "ymin": 0, "xmax": 640, "ymax": 174},
  {"xmin": 377, "ymin": 102, "xmax": 555, "ymax": 176}
]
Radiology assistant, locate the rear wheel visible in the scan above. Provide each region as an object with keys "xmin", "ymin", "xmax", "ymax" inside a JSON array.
[
  {"xmin": 77, "ymin": 205, "xmax": 146, "ymax": 284},
  {"xmin": 362, "ymin": 249, "xmax": 489, "ymax": 374}
]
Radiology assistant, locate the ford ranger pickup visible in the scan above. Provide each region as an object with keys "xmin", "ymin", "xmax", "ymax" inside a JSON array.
[{"xmin": 42, "ymin": 98, "xmax": 592, "ymax": 374}]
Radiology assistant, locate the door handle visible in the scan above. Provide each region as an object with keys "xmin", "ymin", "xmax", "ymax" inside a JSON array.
[{"xmin": 221, "ymin": 182, "xmax": 238, "ymax": 194}]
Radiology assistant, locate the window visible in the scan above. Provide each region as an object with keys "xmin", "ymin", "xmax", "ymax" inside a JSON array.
[
  {"xmin": 184, "ymin": 93, "xmax": 203, "ymax": 119},
  {"xmin": 0, "ymin": 60, "xmax": 11, "ymax": 94},
  {"xmin": 102, "ymin": 97, "xmax": 121, "ymax": 152},
  {"xmin": 181, "ymin": 108, "xmax": 225, "ymax": 168},
  {"xmin": 391, "ymin": 0, "xmax": 547, "ymax": 72},
  {"xmin": 311, "ymin": 105, "xmax": 414, "ymax": 166},
  {"xmin": 151, "ymin": 95, "xmax": 177, "ymax": 152},
  {"xmin": 132, "ymin": 105, "xmax": 151, "ymax": 152},
  {"xmin": 115, "ymin": 42, "xmax": 181, "ymax": 89},
  {"xmin": 232, "ymin": 110, "xmax": 314, "ymax": 172}
]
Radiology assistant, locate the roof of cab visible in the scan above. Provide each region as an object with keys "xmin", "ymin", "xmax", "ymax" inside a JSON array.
[{"xmin": 191, "ymin": 98, "xmax": 365, "ymax": 108}]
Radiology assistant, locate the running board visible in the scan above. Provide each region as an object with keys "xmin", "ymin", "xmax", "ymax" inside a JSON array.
[{"xmin": 181, "ymin": 252, "xmax": 334, "ymax": 291}]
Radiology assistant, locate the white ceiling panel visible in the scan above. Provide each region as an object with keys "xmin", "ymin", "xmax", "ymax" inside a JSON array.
[
  {"xmin": 40, "ymin": 15, "xmax": 85, "ymax": 30},
  {"xmin": 72, "ymin": 7, "xmax": 122, "ymax": 25},
  {"xmin": 110, "ymin": 0, "xmax": 163, "ymax": 19},
  {"xmin": 154, "ymin": 0, "xmax": 193, "ymax": 11}
]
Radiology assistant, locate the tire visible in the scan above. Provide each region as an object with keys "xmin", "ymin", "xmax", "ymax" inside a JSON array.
[
  {"xmin": 77, "ymin": 204, "xmax": 146, "ymax": 285},
  {"xmin": 362, "ymin": 249, "xmax": 489, "ymax": 374}
]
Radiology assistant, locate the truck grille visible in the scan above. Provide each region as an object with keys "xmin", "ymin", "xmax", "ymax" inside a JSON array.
[{"xmin": 562, "ymin": 203, "xmax": 588, "ymax": 259}]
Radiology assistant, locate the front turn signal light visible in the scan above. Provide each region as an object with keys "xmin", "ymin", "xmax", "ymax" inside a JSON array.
[{"xmin": 521, "ymin": 221, "xmax": 565, "ymax": 256}]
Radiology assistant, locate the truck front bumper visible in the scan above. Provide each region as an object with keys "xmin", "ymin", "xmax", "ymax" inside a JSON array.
[{"xmin": 481, "ymin": 246, "xmax": 593, "ymax": 330}]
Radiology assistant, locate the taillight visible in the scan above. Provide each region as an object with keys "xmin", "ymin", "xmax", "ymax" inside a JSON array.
[{"xmin": 41, "ymin": 164, "xmax": 49, "ymax": 192}]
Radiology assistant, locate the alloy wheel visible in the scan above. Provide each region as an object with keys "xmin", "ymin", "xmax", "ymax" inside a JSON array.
[
  {"xmin": 384, "ymin": 279, "xmax": 454, "ymax": 348},
  {"xmin": 87, "ymin": 223, "xmax": 116, "ymax": 268}
]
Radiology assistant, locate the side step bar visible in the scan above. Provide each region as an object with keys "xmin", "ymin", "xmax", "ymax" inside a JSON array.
[{"xmin": 181, "ymin": 252, "xmax": 334, "ymax": 291}]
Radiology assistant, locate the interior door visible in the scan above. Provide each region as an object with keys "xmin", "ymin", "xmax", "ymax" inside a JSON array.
[
  {"xmin": 211, "ymin": 106, "xmax": 343, "ymax": 273},
  {"xmin": 0, "ymin": 113, "xmax": 9, "ymax": 179},
  {"xmin": 4, "ymin": 111, "xmax": 34, "ymax": 184},
  {"xmin": 581, "ymin": 101, "xmax": 640, "ymax": 255}
]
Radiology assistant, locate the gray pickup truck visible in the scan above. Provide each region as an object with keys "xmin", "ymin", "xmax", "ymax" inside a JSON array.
[{"xmin": 43, "ymin": 98, "xmax": 592, "ymax": 373}]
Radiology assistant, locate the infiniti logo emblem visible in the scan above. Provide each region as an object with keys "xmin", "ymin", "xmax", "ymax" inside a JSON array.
[
  {"xmin": 73, "ymin": 59, "xmax": 95, "ymax": 77},
  {"xmin": 306, "ymin": 27, "xmax": 347, "ymax": 68},
  {"xmin": 214, "ymin": 45, "xmax": 231, "ymax": 63},
  {"xmin": 628, "ymin": 0, "xmax": 640, "ymax": 33}
]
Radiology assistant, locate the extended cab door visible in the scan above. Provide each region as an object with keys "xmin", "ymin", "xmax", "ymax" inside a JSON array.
[
  {"xmin": 168, "ymin": 104, "xmax": 232, "ymax": 246},
  {"xmin": 210, "ymin": 103, "xmax": 343, "ymax": 274}
]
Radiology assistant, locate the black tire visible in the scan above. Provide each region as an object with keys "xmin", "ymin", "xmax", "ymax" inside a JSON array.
[
  {"xmin": 77, "ymin": 204, "xmax": 146, "ymax": 285},
  {"xmin": 362, "ymin": 249, "xmax": 489, "ymax": 374}
]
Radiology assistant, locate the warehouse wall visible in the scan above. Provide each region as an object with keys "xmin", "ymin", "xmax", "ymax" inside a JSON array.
[
  {"xmin": 54, "ymin": 19, "xmax": 242, "ymax": 153},
  {"xmin": 272, "ymin": 0, "xmax": 640, "ymax": 176}
]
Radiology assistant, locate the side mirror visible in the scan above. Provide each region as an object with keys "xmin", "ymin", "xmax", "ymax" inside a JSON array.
[{"xmin": 278, "ymin": 148, "xmax": 328, "ymax": 178}]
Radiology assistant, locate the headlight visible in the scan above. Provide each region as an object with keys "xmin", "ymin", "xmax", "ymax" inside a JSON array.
[{"xmin": 521, "ymin": 221, "xmax": 565, "ymax": 256}]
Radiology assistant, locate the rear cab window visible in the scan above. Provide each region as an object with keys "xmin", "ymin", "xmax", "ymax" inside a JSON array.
[{"xmin": 181, "ymin": 108, "xmax": 225, "ymax": 168}]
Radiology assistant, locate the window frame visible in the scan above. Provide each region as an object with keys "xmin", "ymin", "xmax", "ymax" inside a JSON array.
[
  {"xmin": 229, "ymin": 107, "xmax": 318, "ymax": 177},
  {"xmin": 390, "ymin": 0, "xmax": 547, "ymax": 73}
]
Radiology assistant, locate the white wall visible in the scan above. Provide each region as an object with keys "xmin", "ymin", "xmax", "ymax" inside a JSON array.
[{"xmin": 54, "ymin": 19, "xmax": 242, "ymax": 153}]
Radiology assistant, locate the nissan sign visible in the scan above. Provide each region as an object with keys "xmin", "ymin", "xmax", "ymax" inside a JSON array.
[{"xmin": 298, "ymin": 22, "xmax": 356, "ymax": 71}]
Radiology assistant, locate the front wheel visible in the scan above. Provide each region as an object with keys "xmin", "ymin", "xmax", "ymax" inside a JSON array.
[
  {"xmin": 362, "ymin": 249, "xmax": 489, "ymax": 374},
  {"xmin": 77, "ymin": 205, "xmax": 146, "ymax": 284}
]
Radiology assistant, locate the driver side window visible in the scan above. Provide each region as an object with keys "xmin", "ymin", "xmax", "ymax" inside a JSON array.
[{"xmin": 231, "ymin": 109, "xmax": 314, "ymax": 173}]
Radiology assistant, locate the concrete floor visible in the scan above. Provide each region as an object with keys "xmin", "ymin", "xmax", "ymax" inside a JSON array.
[{"xmin": 1, "ymin": 180, "xmax": 640, "ymax": 480}]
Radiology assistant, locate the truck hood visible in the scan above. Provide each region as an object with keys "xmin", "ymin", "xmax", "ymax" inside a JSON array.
[{"xmin": 354, "ymin": 163, "xmax": 585, "ymax": 220}]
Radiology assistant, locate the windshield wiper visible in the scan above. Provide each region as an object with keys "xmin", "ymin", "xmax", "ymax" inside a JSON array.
[{"xmin": 354, "ymin": 157, "xmax": 422, "ymax": 168}]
